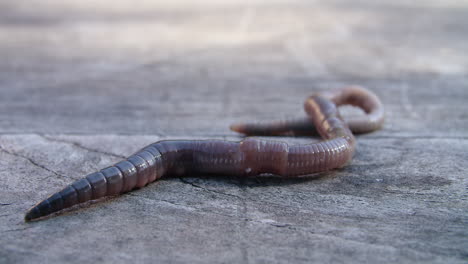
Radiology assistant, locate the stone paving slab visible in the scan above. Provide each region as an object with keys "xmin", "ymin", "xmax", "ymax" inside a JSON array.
[{"xmin": 0, "ymin": 1, "xmax": 467, "ymax": 263}]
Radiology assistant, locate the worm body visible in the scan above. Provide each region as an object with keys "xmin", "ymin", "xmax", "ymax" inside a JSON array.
[
  {"xmin": 25, "ymin": 86, "xmax": 383, "ymax": 221},
  {"xmin": 230, "ymin": 86, "xmax": 384, "ymax": 136}
]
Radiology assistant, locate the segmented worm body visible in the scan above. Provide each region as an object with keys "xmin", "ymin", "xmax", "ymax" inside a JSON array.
[
  {"xmin": 230, "ymin": 86, "xmax": 385, "ymax": 136},
  {"xmin": 25, "ymin": 86, "xmax": 384, "ymax": 221}
]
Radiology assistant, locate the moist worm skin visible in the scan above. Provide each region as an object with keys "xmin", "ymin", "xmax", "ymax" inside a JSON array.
[
  {"xmin": 230, "ymin": 86, "xmax": 384, "ymax": 136},
  {"xmin": 24, "ymin": 87, "xmax": 382, "ymax": 221}
]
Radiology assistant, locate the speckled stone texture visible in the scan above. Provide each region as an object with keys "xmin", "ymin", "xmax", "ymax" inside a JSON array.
[{"xmin": 0, "ymin": 1, "xmax": 467, "ymax": 263}]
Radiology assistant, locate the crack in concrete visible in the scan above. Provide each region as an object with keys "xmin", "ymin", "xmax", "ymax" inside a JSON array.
[
  {"xmin": 39, "ymin": 135, "xmax": 126, "ymax": 159},
  {"xmin": 177, "ymin": 178, "xmax": 333, "ymax": 219},
  {"xmin": 177, "ymin": 177, "xmax": 399, "ymax": 226},
  {"xmin": 0, "ymin": 145, "xmax": 68, "ymax": 180},
  {"xmin": 179, "ymin": 177, "xmax": 245, "ymax": 200},
  {"xmin": 2, "ymin": 226, "xmax": 32, "ymax": 233},
  {"xmin": 125, "ymin": 193, "xmax": 187, "ymax": 208},
  {"xmin": 236, "ymin": 181, "xmax": 250, "ymax": 264},
  {"xmin": 126, "ymin": 193, "xmax": 290, "ymax": 229}
]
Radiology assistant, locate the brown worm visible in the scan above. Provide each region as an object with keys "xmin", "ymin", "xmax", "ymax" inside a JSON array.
[
  {"xmin": 24, "ymin": 86, "xmax": 383, "ymax": 221},
  {"xmin": 230, "ymin": 86, "xmax": 385, "ymax": 136}
]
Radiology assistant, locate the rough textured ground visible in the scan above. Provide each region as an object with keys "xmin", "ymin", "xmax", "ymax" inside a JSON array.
[{"xmin": 0, "ymin": 1, "xmax": 467, "ymax": 263}]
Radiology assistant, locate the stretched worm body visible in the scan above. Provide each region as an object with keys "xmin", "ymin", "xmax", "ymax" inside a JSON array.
[{"xmin": 24, "ymin": 86, "xmax": 384, "ymax": 221}]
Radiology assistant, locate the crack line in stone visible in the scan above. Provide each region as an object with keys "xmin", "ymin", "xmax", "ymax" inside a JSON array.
[
  {"xmin": 2, "ymin": 226, "xmax": 32, "ymax": 233},
  {"xmin": 179, "ymin": 177, "xmax": 245, "ymax": 200},
  {"xmin": 39, "ymin": 135, "xmax": 126, "ymax": 159},
  {"xmin": 127, "ymin": 193, "xmax": 289, "ymax": 228},
  {"xmin": 0, "ymin": 145, "xmax": 68, "ymax": 179}
]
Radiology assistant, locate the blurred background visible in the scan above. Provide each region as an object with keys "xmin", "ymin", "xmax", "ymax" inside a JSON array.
[
  {"xmin": 1, "ymin": 0, "xmax": 467, "ymax": 136},
  {"xmin": 1, "ymin": 1, "xmax": 468, "ymax": 263}
]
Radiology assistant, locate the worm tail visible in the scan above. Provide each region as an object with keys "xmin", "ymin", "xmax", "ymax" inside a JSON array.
[{"xmin": 24, "ymin": 145, "xmax": 165, "ymax": 221}]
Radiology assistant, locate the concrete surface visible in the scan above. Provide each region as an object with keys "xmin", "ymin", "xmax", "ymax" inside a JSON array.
[{"xmin": 0, "ymin": 0, "xmax": 467, "ymax": 263}]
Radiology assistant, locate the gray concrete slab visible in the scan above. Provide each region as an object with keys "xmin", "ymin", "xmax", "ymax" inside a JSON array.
[{"xmin": 0, "ymin": 1, "xmax": 467, "ymax": 263}]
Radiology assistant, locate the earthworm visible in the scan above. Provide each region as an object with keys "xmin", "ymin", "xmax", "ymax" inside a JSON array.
[
  {"xmin": 24, "ymin": 86, "xmax": 383, "ymax": 221},
  {"xmin": 230, "ymin": 86, "xmax": 384, "ymax": 136}
]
